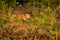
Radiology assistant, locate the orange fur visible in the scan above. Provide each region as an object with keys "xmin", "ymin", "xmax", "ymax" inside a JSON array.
[{"xmin": 18, "ymin": 13, "xmax": 31, "ymax": 20}]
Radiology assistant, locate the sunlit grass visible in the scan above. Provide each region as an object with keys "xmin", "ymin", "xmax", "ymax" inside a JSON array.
[{"xmin": 0, "ymin": 4, "xmax": 60, "ymax": 40}]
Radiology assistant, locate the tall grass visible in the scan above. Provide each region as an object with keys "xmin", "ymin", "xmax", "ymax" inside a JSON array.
[{"xmin": 0, "ymin": 0, "xmax": 60, "ymax": 40}]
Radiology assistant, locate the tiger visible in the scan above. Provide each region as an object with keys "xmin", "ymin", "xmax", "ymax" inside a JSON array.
[{"xmin": 17, "ymin": 13, "xmax": 31, "ymax": 20}]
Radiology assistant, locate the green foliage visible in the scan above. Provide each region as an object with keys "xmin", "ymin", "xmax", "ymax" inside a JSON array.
[
  {"xmin": 0, "ymin": 20, "xmax": 4, "ymax": 27},
  {"xmin": 0, "ymin": 0, "xmax": 8, "ymax": 13}
]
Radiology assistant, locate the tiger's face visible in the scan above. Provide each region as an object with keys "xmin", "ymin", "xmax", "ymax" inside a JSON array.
[{"xmin": 18, "ymin": 13, "xmax": 31, "ymax": 20}]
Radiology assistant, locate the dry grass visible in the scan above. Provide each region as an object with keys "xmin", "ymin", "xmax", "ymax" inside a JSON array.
[
  {"xmin": 0, "ymin": 22, "xmax": 53, "ymax": 40},
  {"xmin": 0, "ymin": 5, "xmax": 60, "ymax": 40}
]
